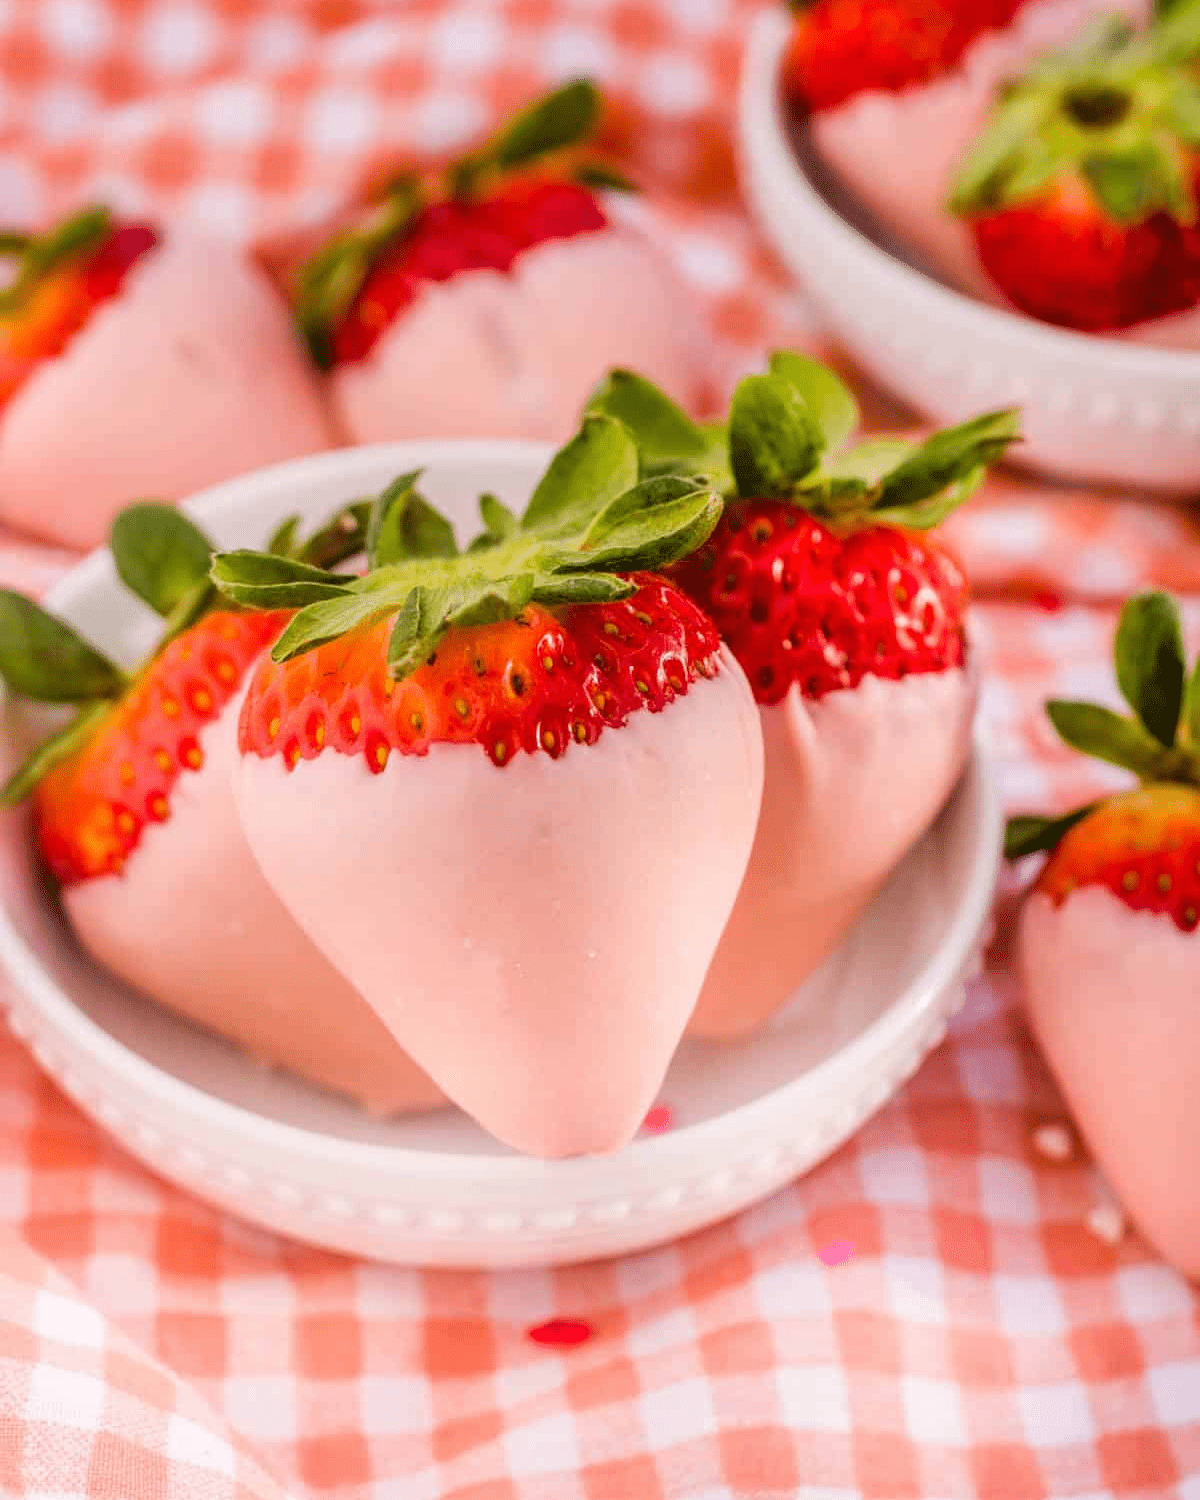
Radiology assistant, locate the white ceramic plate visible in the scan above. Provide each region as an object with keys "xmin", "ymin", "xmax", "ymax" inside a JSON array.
[
  {"xmin": 0, "ymin": 443, "xmax": 1001, "ymax": 1268},
  {"xmin": 738, "ymin": 8, "xmax": 1200, "ymax": 494}
]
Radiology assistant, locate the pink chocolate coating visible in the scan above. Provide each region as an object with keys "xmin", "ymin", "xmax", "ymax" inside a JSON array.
[
  {"xmin": 330, "ymin": 225, "xmax": 701, "ymax": 444},
  {"xmin": 65, "ymin": 688, "xmax": 443, "ymax": 1117},
  {"xmin": 690, "ymin": 666, "xmax": 976, "ymax": 1038},
  {"xmin": 235, "ymin": 657, "xmax": 764, "ymax": 1158},
  {"xmin": 0, "ymin": 227, "xmax": 336, "ymax": 551},
  {"xmin": 1020, "ymin": 887, "xmax": 1200, "ymax": 1279},
  {"xmin": 1119, "ymin": 303, "xmax": 1200, "ymax": 351}
]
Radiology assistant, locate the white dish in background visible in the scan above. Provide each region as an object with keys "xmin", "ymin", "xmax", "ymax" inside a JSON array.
[
  {"xmin": 738, "ymin": 7, "xmax": 1200, "ymax": 495},
  {"xmin": 0, "ymin": 443, "xmax": 1001, "ymax": 1267}
]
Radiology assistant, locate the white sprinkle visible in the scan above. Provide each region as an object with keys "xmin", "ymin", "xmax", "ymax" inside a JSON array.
[
  {"xmin": 1087, "ymin": 1203, "xmax": 1126, "ymax": 1246},
  {"xmin": 1032, "ymin": 1123, "xmax": 1075, "ymax": 1163}
]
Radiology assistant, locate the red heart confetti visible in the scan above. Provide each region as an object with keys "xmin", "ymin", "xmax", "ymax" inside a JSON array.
[
  {"xmin": 642, "ymin": 1104, "xmax": 674, "ymax": 1135},
  {"xmin": 527, "ymin": 1318, "xmax": 594, "ymax": 1348}
]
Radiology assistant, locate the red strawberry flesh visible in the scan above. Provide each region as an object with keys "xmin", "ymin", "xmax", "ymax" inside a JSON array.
[
  {"xmin": 331, "ymin": 179, "xmax": 606, "ymax": 366},
  {"xmin": 670, "ymin": 499, "xmax": 968, "ymax": 705},
  {"xmin": 0, "ymin": 222, "xmax": 159, "ymax": 411},
  {"xmin": 239, "ymin": 575, "xmax": 721, "ymax": 771},
  {"xmin": 784, "ymin": 0, "xmax": 1032, "ymax": 113},
  {"xmin": 971, "ymin": 190, "xmax": 1200, "ymax": 331},
  {"xmin": 1036, "ymin": 786, "xmax": 1200, "ymax": 933},
  {"xmin": 35, "ymin": 609, "xmax": 286, "ymax": 886}
]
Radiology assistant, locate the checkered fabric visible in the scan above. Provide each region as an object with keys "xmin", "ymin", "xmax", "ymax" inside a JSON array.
[
  {"xmin": 0, "ymin": 1229, "xmax": 289, "ymax": 1498},
  {"xmin": 0, "ymin": 3, "xmax": 1198, "ymax": 1498}
]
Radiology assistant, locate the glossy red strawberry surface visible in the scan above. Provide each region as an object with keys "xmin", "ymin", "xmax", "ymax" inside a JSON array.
[
  {"xmin": 239, "ymin": 575, "xmax": 721, "ymax": 770},
  {"xmin": 330, "ymin": 178, "xmax": 606, "ymax": 366},
  {"xmin": 0, "ymin": 223, "xmax": 159, "ymax": 410},
  {"xmin": 35, "ymin": 609, "xmax": 285, "ymax": 885},
  {"xmin": 971, "ymin": 187, "xmax": 1200, "ymax": 330},
  {"xmin": 1036, "ymin": 785, "xmax": 1200, "ymax": 932},
  {"xmin": 784, "ymin": 0, "xmax": 1032, "ymax": 113},
  {"xmin": 670, "ymin": 498, "xmax": 968, "ymax": 705}
]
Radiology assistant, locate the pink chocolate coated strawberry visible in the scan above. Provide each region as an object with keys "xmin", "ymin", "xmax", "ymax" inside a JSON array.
[
  {"xmin": 0, "ymin": 207, "xmax": 334, "ymax": 551},
  {"xmin": 950, "ymin": 11, "xmax": 1200, "ymax": 332},
  {"xmin": 1008, "ymin": 590, "xmax": 1200, "ymax": 1277},
  {"xmin": 786, "ymin": 0, "xmax": 1154, "ymax": 308},
  {"xmin": 589, "ymin": 355, "xmax": 1018, "ymax": 1034},
  {"xmin": 294, "ymin": 81, "xmax": 699, "ymax": 445},
  {"xmin": 0, "ymin": 502, "xmax": 441, "ymax": 1116},
  {"xmin": 213, "ymin": 420, "xmax": 764, "ymax": 1157}
]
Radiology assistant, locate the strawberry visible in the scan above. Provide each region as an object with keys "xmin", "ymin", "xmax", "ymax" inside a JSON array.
[
  {"xmin": 212, "ymin": 418, "xmax": 764, "ymax": 1157},
  {"xmin": 1007, "ymin": 591, "xmax": 1200, "ymax": 1277},
  {"xmin": 293, "ymin": 80, "xmax": 697, "ymax": 446},
  {"xmin": 295, "ymin": 81, "xmax": 623, "ymax": 371},
  {"xmin": 324, "ymin": 180, "xmax": 608, "ymax": 369},
  {"xmin": 950, "ymin": 12, "xmax": 1200, "ymax": 329},
  {"xmin": 783, "ymin": 0, "xmax": 1033, "ymax": 113},
  {"xmin": 0, "ymin": 501, "xmax": 443, "ymax": 1116},
  {"xmin": 672, "ymin": 503, "xmax": 971, "ymax": 705},
  {"xmin": 0, "ymin": 208, "xmax": 159, "ymax": 411},
  {"xmin": 30, "ymin": 606, "xmax": 285, "ymax": 885},
  {"xmin": 0, "ymin": 213, "xmax": 334, "ymax": 553},
  {"xmin": 588, "ymin": 355, "xmax": 1018, "ymax": 1035}
]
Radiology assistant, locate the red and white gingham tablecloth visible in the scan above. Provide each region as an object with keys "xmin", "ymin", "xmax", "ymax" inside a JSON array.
[{"xmin": 0, "ymin": 4, "xmax": 1198, "ymax": 1498}]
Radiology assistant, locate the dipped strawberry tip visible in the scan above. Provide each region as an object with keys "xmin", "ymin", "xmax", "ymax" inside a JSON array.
[
  {"xmin": 586, "ymin": 352, "xmax": 1021, "ymax": 531},
  {"xmin": 1006, "ymin": 589, "xmax": 1200, "ymax": 863},
  {"xmin": 950, "ymin": 10, "xmax": 1200, "ymax": 226},
  {"xmin": 0, "ymin": 500, "xmax": 370, "ymax": 810},
  {"xmin": 210, "ymin": 414, "xmax": 724, "ymax": 681},
  {"xmin": 294, "ymin": 79, "xmax": 636, "ymax": 369}
]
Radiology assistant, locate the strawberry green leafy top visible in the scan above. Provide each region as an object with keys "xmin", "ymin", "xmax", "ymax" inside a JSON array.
[
  {"xmin": 0, "ymin": 207, "xmax": 115, "ymax": 318},
  {"xmin": 295, "ymin": 79, "xmax": 634, "ymax": 369},
  {"xmin": 586, "ymin": 351, "xmax": 1020, "ymax": 531},
  {"xmin": 1006, "ymin": 590, "xmax": 1200, "ymax": 859},
  {"xmin": 210, "ymin": 417, "xmax": 723, "ymax": 678},
  {"xmin": 951, "ymin": 7, "xmax": 1200, "ymax": 225},
  {"xmin": 0, "ymin": 500, "xmax": 369, "ymax": 804}
]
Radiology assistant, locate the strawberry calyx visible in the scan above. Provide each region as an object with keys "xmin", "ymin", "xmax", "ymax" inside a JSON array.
[
  {"xmin": 294, "ymin": 80, "xmax": 634, "ymax": 369},
  {"xmin": 0, "ymin": 206, "xmax": 115, "ymax": 317},
  {"xmin": 586, "ymin": 352, "xmax": 1020, "ymax": 534},
  {"xmin": 1006, "ymin": 589, "xmax": 1200, "ymax": 861},
  {"xmin": 0, "ymin": 207, "xmax": 160, "ymax": 410},
  {"xmin": 0, "ymin": 501, "xmax": 369, "ymax": 808},
  {"xmin": 210, "ymin": 415, "xmax": 724, "ymax": 679},
  {"xmin": 950, "ymin": 12, "xmax": 1200, "ymax": 227}
]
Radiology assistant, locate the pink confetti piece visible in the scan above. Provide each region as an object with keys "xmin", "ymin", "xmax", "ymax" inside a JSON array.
[
  {"xmin": 1086, "ymin": 1204, "xmax": 1126, "ymax": 1246},
  {"xmin": 1031, "ymin": 1123, "xmax": 1076, "ymax": 1164},
  {"xmin": 527, "ymin": 1318, "xmax": 594, "ymax": 1349},
  {"xmin": 642, "ymin": 1104, "xmax": 674, "ymax": 1135},
  {"xmin": 817, "ymin": 1239, "xmax": 855, "ymax": 1267}
]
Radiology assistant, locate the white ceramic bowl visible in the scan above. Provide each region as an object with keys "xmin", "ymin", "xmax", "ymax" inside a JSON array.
[
  {"xmin": 0, "ymin": 443, "xmax": 1002, "ymax": 1267},
  {"xmin": 739, "ymin": 8, "xmax": 1200, "ymax": 494}
]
